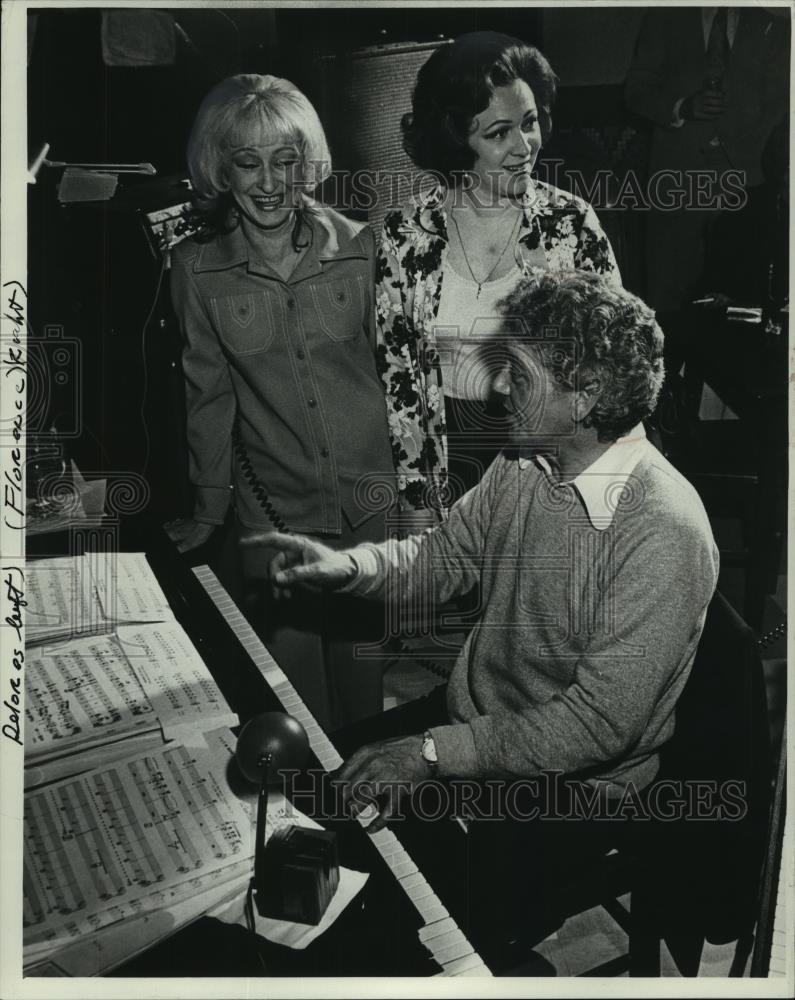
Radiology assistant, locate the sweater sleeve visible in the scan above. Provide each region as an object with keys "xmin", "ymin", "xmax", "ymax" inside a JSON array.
[
  {"xmin": 431, "ymin": 508, "xmax": 720, "ymax": 780},
  {"xmin": 170, "ymin": 247, "xmax": 235, "ymax": 525},
  {"xmin": 344, "ymin": 456, "xmax": 506, "ymax": 612}
]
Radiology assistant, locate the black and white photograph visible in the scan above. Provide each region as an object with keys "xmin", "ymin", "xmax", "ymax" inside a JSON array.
[{"xmin": 1, "ymin": 0, "xmax": 792, "ymax": 993}]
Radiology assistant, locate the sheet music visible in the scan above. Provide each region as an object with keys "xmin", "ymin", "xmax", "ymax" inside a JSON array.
[
  {"xmin": 23, "ymin": 727, "xmax": 253, "ymax": 951},
  {"xmin": 92, "ymin": 551, "xmax": 175, "ymax": 624},
  {"xmin": 25, "ymin": 621, "xmax": 238, "ymax": 766},
  {"xmin": 26, "ymin": 556, "xmax": 107, "ymax": 646},
  {"xmin": 26, "ymin": 554, "xmax": 176, "ymax": 647},
  {"xmin": 23, "ymin": 724, "xmax": 320, "ymax": 968},
  {"xmin": 116, "ymin": 622, "xmax": 239, "ymax": 741}
]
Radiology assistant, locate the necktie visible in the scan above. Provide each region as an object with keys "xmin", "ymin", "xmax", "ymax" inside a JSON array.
[{"xmin": 705, "ymin": 7, "xmax": 729, "ymax": 83}]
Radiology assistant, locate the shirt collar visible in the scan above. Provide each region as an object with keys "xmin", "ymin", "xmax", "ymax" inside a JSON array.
[
  {"xmin": 520, "ymin": 424, "xmax": 649, "ymax": 530},
  {"xmin": 192, "ymin": 201, "xmax": 369, "ymax": 275},
  {"xmin": 702, "ymin": 7, "xmax": 740, "ymax": 48}
]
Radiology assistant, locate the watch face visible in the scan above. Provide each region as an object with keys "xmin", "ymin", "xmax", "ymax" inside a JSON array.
[{"xmin": 422, "ymin": 736, "xmax": 438, "ymax": 764}]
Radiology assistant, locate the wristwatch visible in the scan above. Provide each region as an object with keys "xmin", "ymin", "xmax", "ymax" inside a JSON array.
[{"xmin": 421, "ymin": 731, "xmax": 438, "ymax": 769}]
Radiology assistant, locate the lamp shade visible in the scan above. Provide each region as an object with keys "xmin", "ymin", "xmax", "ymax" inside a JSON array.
[{"xmin": 235, "ymin": 712, "xmax": 310, "ymax": 784}]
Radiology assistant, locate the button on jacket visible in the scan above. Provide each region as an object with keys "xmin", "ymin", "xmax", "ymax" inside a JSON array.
[{"xmin": 170, "ymin": 205, "xmax": 395, "ymax": 535}]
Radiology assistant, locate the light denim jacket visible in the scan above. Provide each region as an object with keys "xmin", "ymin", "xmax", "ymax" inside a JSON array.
[{"xmin": 171, "ymin": 205, "xmax": 395, "ymax": 535}]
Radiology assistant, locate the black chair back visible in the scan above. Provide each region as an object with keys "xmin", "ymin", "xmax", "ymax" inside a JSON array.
[{"xmin": 650, "ymin": 591, "xmax": 771, "ymax": 944}]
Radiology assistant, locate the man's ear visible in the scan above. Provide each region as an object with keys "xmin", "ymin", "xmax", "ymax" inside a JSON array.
[{"xmin": 572, "ymin": 378, "xmax": 601, "ymax": 423}]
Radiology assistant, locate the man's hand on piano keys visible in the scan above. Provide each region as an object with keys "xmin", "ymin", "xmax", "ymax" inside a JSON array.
[
  {"xmin": 241, "ymin": 531, "xmax": 357, "ymax": 599},
  {"xmin": 333, "ymin": 735, "xmax": 433, "ymax": 833}
]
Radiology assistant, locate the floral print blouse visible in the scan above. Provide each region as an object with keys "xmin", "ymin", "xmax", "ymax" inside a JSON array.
[{"xmin": 374, "ymin": 180, "xmax": 621, "ymax": 516}]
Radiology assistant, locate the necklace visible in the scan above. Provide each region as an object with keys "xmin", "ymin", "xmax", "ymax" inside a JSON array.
[{"xmin": 449, "ymin": 209, "xmax": 522, "ymax": 298}]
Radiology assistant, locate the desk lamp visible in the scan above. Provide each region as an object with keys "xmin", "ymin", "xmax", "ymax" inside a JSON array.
[{"xmin": 235, "ymin": 712, "xmax": 339, "ymax": 925}]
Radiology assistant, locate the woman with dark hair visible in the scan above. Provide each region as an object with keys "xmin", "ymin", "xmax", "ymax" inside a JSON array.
[
  {"xmin": 377, "ymin": 31, "xmax": 621, "ymax": 521},
  {"xmin": 164, "ymin": 74, "xmax": 395, "ymax": 729}
]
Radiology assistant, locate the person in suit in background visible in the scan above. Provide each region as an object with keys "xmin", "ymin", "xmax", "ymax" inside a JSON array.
[{"xmin": 625, "ymin": 6, "xmax": 789, "ymax": 313}]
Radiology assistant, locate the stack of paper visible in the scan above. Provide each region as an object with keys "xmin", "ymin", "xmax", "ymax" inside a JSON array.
[
  {"xmin": 23, "ymin": 727, "xmax": 333, "ymax": 975},
  {"xmin": 22, "ymin": 552, "xmax": 367, "ymax": 975},
  {"xmin": 26, "ymin": 552, "xmax": 175, "ymax": 647},
  {"xmin": 25, "ymin": 621, "xmax": 238, "ymax": 787}
]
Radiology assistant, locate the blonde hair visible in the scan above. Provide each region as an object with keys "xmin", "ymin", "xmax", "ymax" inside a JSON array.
[{"xmin": 187, "ymin": 74, "xmax": 332, "ymax": 217}]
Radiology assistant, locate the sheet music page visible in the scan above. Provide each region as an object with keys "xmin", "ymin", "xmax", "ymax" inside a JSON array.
[
  {"xmin": 23, "ymin": 726, "xmax": 321, "ymax": 968},
  {"xmin": 25, "ymin": 633, "xmax": 160, "ymax": 764},
  {"xmin": 92, "ymin": 551, "xmax": 175, "ymax": 624},
  {"xmin": 25, "ymin": 622, "xmax": 238, "ymax": 765},
  {"xmin": 117, "ymin": 621, "xmax": 239, "ymax": 740},
  {"xmin": 25, "ymin": 556, "xmax": 108, "ymax": 646},
  {"xmin": 23, "ymin": 727, "xmax": 253, "ymax": 953}
]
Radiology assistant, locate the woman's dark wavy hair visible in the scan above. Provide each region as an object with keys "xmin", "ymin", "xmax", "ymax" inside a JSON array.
[
  {"xmin": 499, "ymin": 271, "xmax": 665, "ymax": 442},
  {"xmin": 402, "ymin": 31, "xmax": 558, "ymax": 184}
]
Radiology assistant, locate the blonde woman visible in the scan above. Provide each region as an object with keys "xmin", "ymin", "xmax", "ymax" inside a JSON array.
[{"xmin": 166, "ymin": 75, "xmax": 395, "ymax": 729}]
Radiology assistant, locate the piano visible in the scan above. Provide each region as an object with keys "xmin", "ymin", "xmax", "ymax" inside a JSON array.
[{"xmin": 100, "ymin": 530, "xmax": 493, "ymax": 978}]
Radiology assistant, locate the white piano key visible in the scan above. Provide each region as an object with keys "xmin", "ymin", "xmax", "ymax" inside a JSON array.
[
  {"xmin": 433, "ymin": 940, "xmax": 474, "ymax": 966},
  {"xmin": 444, "ymin": 955, "xmax": 491, "ymax": 976},
  {"xmin": 380, "ymin": 845, "xmax": 407, "ymax": 865},
  {"xmin": 419, "ymin": 916, "xmax": 458, "ymax": 943},
  {"xmin": 414, "ymin": 898, "xmax": 449, "ymax": 924},
  {"xmin": 406, "ymin": 883, "xmax": 436, "ymax": 904},
  {"xmin": 426, "ymin": 928, "xmax": 468, "ymax": 954},
  {"xmin": 368, "ymin": 828, "xmax": 397, "ymax": 850},
  {"xmin": 398, "ymin": 870, "xmax": 427, "ymax": 890},
  {"xmin": 392, "ymin": 859, "xmax": 419, "ymax": 879}
]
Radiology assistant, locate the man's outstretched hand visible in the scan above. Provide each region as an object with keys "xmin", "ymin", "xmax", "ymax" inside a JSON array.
[{"xmin": 241, "ymin": 531, "xmax": 357, "ymax": 599}]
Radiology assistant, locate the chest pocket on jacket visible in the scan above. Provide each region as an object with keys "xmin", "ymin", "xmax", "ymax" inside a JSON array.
[
  {"xmin": 311, "ymin": 277, "xmax": 364, "ymax": 342},
  {"xmin": 212, "ymin": 292, "xmax": 277, "ymax": 356}
]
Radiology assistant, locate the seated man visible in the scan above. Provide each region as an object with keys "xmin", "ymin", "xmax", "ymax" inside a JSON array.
[{"xmin": 249, "ymin": 270, "xmax": 720, "ymax": 963}]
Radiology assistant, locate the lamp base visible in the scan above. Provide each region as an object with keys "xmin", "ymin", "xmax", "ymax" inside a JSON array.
[{"xmin": 255, "ymin": 825, "xmax": 340, "ymax": 925}]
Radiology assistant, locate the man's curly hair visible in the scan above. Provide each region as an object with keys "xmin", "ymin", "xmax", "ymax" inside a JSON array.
[{"xmin": 498, "ymin": 271, "xmax": 665, "ymax": 442}]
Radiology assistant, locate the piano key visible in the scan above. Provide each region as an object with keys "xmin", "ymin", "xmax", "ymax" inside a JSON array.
[
  {"xmin": 414, "ymin": 898, "xmax": 449, "ymax": 924},
  {"xmin": 380, "ymin": 845, "xmax": 406, "ymax": 864},
  {"xmin": 442, "ymin": 954, "xmax": 491, "ymax": 976},
  {"xmin": 368, "ymin": 828, "xmax": 397, "ymax": 850},
  {"xmin": 392, "ymin": 859, "xmax": 419, "ymax": 879},
  {"xmin": 432, "ymin": 939, "xmax": 475, "ymax": 966},
  {"xmin": 419, "ymin": 916, "xmax": 458, "ymax": 943},
  {"xmin": 425, "ymin": 928, "xmax": 468, "ymax": 954},
  {"xmin": 399, "ymin": 870, "xmax": 428, "ymax": 891},
  {"xmin": 405, "ymin": 883, "xmax": 436, "ymax": 905}
]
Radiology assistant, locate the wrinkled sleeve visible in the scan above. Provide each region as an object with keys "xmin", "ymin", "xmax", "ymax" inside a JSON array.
[
  {"xmin": 170, "ymin": 248, "xmax": 234, "ymax": 525},
  {"xmin": 374, "ymin": 214, "xmax": 433, "ymax": 514},
  {"xmin": 343, "ymin": 456, "xmax": 505, "ymax": 616}
]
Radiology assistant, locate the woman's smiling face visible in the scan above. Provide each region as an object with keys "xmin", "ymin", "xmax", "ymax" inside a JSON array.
[
  {"xmin": 466, "ymin": 78, "xmax": 542, "ymax": 203},
  {"xmin": 226, "ymin": 137, "xmax": 303, "ymax": 229}
]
